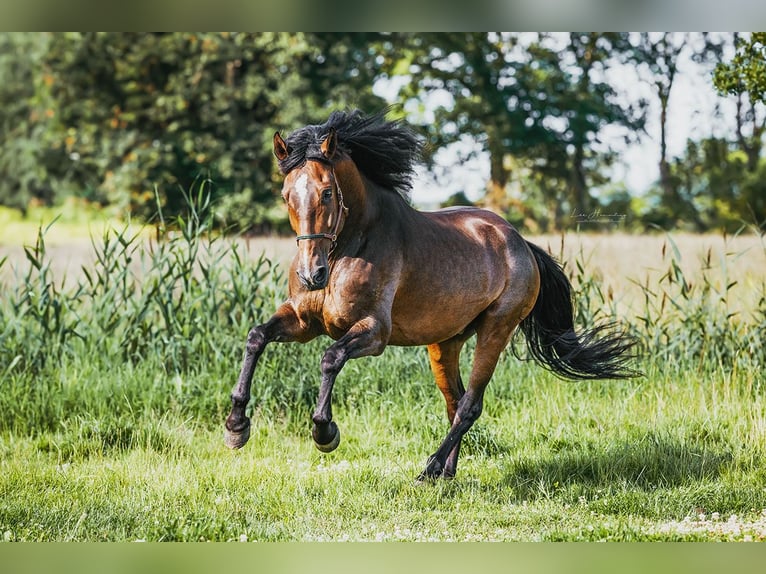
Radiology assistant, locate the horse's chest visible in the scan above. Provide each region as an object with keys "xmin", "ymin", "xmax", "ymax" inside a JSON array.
[{"xmin": 321, "ymin": 272, "xmax": 383, "ymax": 338}]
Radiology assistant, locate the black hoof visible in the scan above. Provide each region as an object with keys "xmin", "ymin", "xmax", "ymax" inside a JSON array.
[
  {"xmin": 416, "ymin": 456, "xmax": 443, "ymax": 482},
  {"xmin": 224, "ymin": 419, "xmax": 251, "ymax": 450},
  {"xmin": 313, "ymin": 421, "xmax": 340, "ymax": 453}
]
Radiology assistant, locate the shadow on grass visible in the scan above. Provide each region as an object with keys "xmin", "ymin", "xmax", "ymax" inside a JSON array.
[
  {"xmin": 394, "ymin": 417, "xmax": 740, "ymax": 494},
  {"xmin": 446, "ymin": 424, "xmax": 750, "ymax": 503},
  {"xmin": 499, "ymin": 437, "xmax": 735, "ymax": 495},
  {"xmin": 477, "ymin": 434, "xmax": 766, "ymax": 520}
]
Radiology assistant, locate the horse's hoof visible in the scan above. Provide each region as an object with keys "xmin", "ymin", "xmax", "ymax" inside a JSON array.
[
  {"xmin": 313, "ymin": 421, "xmax": 340, "ymax": 453},
  {"xmin": 416, "ymin": 470, "xmax": 453, "ymax": 483},
  {"xmin": 224, "ymin": 420, "xmax": 251, "ymax": 450},
  {"xmin": 416, "ymin": 456, "xmax": 443, "ymax": 481},
  {"xmin": 414, "ymin": 473, "xmax": 433, "ymax": 485},
  {"xmin": 416, "ymin": 471, "xmax": 439, "ymax": 483}
]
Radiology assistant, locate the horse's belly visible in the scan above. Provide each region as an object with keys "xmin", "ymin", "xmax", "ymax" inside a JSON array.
[
  {"xmin": 388, "ymin": 318, "xmax": 473, "ymax": 346},
  {"xmin": 387, "ymin": 285, "xmax": 497, "ymax": 346}
]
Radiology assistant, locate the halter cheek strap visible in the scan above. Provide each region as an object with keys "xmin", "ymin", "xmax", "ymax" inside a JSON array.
[{"xmin": 295, "ymin": 166, "xmax": 349, "ymax": 249}]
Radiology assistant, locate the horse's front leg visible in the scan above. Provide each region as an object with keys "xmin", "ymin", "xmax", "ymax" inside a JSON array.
[
  {"xmin": 225, "ymin": 302, "xmax": 317, "ymax": 449},
  {"xmin": 311, "ymin": 316, "xmax": 389, "ymax": 452}
]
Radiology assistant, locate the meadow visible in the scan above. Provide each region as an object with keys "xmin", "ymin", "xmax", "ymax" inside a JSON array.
[{"xmin": 1, "ymin": 201, "xmax": 765, "ymax": 542}]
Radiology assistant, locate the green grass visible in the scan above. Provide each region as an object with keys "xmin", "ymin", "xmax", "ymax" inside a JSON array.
[
  {"xmin": 1, "ymin": 198, "xmax": 765, "ymax": 541},
  {"xmin": 3, "ymin": 359, "xmax": 766, "ymax": 542}
]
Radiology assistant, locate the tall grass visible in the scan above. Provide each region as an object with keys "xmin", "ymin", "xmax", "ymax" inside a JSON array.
[
  {"xmin": 553, "ymin": 229, "xmax": 766, "ymax": 376},
  {"xmin": 0, "ymin": 189, "xmax": 283, "ymax": 438},
  {"xmin": 1, "ymin": 193, "xmax": 765, "ymax": 541},
  {"xmin": 1, "ymin": 194, "xmax": 764, "ymax": 434}
]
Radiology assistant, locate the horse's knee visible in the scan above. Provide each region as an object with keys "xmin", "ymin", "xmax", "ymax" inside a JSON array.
[
  {"xmin": 320, "ymin": 346, "xmax": 346, "ymax": 377},
  {"xmin": 246, "ymin": 326, "xmax": 266, "ymax": 351},
  {"xmin": 455, "ymin": 393, "xmax": 484, "ymax": 426}
]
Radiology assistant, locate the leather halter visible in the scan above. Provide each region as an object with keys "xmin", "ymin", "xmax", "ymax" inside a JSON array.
[{"xmin": 294, "ymin": 157, "xmax": 349, "ymax": 250}]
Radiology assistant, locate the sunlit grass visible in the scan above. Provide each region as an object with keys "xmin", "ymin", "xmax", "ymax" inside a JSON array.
[
  {"xmin": 3, "ymin": 361, "xmax": 766, "ymax": 541},
  {"xmin": 0, "ymin": 196, "xmax": 764, "ymax": 541}
]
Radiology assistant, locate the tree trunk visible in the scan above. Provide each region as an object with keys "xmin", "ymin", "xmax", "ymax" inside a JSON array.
[
  {"xmin": 484, "ymin": 132, "xmax": 509, "ymax": 214},
  {"xmin": 658, "ymin": 91, "xmax": 673, "ymax": 201},
  {"xmin": 568, "ymin": 33, "xmax": 594, "ymax": 220},
  {"xmin": 745, "ymin": 99, "xmax": 764, "ymax": 172},
  {"xmin": 571, "ymin": 143, "xmax": 588, "ymax": 217},
  {"xmin": 658, "ymin": 89, "xmax": 705, "ymax": 229}
]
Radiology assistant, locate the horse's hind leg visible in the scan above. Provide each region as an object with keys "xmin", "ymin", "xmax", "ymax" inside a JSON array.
[
  {"xmin": 427, "ymin": 334, "xmax": 470, "ymax": 478},
  {"xmin": 419, "ymin": 312, "xmax": 520, "ymax": 481}
]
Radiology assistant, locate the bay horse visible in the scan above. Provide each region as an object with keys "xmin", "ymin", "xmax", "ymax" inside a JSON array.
[{"xmin": 224, "ymin": 110, "xmax": 637, "ymax": 480}]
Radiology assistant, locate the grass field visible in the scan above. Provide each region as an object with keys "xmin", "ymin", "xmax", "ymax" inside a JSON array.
[{"xmin": 1, "ymin": 208, "xmax": 765, "ymax": 541}]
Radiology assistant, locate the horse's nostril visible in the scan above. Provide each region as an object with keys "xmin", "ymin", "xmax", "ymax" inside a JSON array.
[
  {"xmin": 297, "ymin": 267, "xmax": 328, "ymax": 290},
  {"xmin": 296, "ymin": 270, "xmax": 312, "ymax": 288},
  {"xmin": 312, "ymin": 266, "xmax": 328, "ymax": 286}
]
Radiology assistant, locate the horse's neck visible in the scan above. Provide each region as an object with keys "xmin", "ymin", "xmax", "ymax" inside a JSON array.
[
  {"xmin": 346, "ymin": 176, "xmax": 411, "ymax": 226},
  {"xmin": 335, "ymin": 163, "xmax": 414, "ymax": 246},
  {"xmin": 336, "ymin": 163, "xmax": 373, "ymax": 227}
]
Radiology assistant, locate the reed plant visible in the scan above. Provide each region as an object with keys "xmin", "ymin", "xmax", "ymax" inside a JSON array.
[
  {"xmin": 1, "ymin": 191, "xmax": 765, "ymax": 541},
  {"xmin": 562, "ymin": 228, "xmax": 765, "ymax": 377}
]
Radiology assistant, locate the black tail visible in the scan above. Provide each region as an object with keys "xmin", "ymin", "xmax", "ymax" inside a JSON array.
[{"xmin": 518, "ymin": 241, "xmax": 639, "ymax": 380}]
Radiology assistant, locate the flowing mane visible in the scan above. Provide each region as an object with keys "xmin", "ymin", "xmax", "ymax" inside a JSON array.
[{"xmin": 277, "ymin": 109, "xmax": 422, "ymax": 200}]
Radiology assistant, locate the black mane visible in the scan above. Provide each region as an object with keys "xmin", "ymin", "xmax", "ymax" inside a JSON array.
[{"xmin": 277, "ymin": 109, "xmax": 422, "ymax": 200}]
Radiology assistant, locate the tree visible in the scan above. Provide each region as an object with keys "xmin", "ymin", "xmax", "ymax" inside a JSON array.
[
  {"xmin": 631, "ymin": 33, "xmax": 728, "ymax": 231},
  {"xmin": 297, "ymin": 33, "xmax": 388, "ymax": 116},
  {"xmin": 547, "ymin": 33, "xmax": 645, "ymax": 222},
  {"xmin": 38, "ymin": 33, "xmax": 318, "ymax": 226},
  {"xmin": 632, "ymin": 33, "xmax": 688, "ymax": 218},
  {"xmin": 1, "ymin": 33, "xmax": 387, "ymax": 231},
  {"xmin": 715, "ymin": 32, "xmax": 766, "ymax": 104},
  {"xmin": 389, "ymin": 33, "xmax": 525, "ymax": 214},
  {"xmin": 711, "ymin": 32, "xmax": 766, "ymax": 229},
  {"xmin": 714, "ymin": 32, "xmax": 766, "ymax": 172},
  {"xmin": 0, "ymin": 33, "xmax": 51, "ymax": 213},
  {"xmin": 388, "ymin": 32, "xmax": 644, "ymax": 229},
  {"xmin": 642, "ymin": 135, "xmax": 766, "ymax": 232}
]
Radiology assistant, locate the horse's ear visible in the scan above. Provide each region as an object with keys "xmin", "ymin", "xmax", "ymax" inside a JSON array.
[
  {"xmin": 273, "ymin": 131, "xmax": 289, "ymax": 161},
  {"xmin": 320, "ymin": 128, "xmax": 338, "ymax": 160}
]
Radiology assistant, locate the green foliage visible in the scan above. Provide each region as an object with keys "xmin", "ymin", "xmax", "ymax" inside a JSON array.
[
  {"xmin": 641, "ymin": 137, "xmax": 766, "ymax": 231},
  {"xmin": 440, "ymin": 191, "xmax": 474, "ymax": 208},
  {"xmin": 0, "ymin": 188, "xmax": 283, "ymax": 384},
  {"xmin": 0, "ymin": 33, "xmax": 52, "ymax": 212},
  {"xmin": 714, "ymin": 32, "xmax": 766, "ymax": 103},
  {"xmin": 1, "ymin": 32, "xmax": 765, "ymax": 234},
  {"xmin": 388, "ymin": 32, "xmax": 645, "ymax": 227},
  {"xmin": 0, "ymin": 32, "xmax": 386, "ymax": 231}
]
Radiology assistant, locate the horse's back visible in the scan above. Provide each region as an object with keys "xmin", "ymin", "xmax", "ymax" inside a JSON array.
[
  {"xmin": 420, "ymin": 206, "xmax": 532, "ymax": 265},
  {"xmin": 422, "ymin": 205, "xmax": 537, "ymax": 288}
]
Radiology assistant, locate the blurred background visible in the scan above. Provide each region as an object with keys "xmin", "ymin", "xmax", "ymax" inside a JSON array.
[{"xmin": 0, "ymin": 32, "xmax": 764, "ymax": 235}]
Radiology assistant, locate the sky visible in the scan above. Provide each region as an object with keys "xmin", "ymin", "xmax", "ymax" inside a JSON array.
[{"xmin": 375, "ymin": 34, "xmax": 748, "ymax": 208}]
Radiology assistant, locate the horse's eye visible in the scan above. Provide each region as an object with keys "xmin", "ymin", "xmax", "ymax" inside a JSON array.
[{"xmin": 322, "ymin": 187, "xmax": 333, "ymax": 202}]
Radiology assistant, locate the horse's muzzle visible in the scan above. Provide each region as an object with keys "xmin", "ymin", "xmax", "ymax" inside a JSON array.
[{"xmin": 297, "ymin": 266, "xmax": 328, "ymax": 291}]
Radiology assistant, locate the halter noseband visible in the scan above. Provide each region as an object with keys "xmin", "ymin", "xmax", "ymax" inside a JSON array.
[{"xmin": 294, "ymin": 157, "xmax": 349, "ymax": 249}]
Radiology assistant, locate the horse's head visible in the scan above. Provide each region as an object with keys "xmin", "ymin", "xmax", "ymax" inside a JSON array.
[{"xmin": 274, "ymin": 128, "xmax": 348, "ymax": 291}]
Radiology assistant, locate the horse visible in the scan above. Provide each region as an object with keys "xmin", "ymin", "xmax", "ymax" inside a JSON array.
[{"xmin": 224, "ymin": 109, "xmax": 637, "ymax": 480}]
